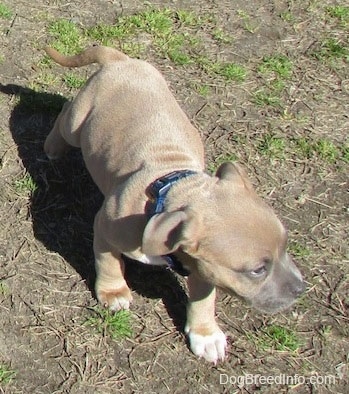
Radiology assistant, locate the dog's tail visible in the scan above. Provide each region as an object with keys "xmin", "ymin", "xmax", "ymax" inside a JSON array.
[{"xmin": 44, "ymin": 45, "xmax": 128, "ymax": 67}]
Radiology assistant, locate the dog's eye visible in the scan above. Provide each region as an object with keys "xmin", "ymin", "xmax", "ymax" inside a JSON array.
[{"xmin": 249, "ymin": 265, "xmax": 267, "ymax": 278}]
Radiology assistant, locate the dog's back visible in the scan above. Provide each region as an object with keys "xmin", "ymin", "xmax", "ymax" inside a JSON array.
[{"xmin": 45, "ymin": 46, "xmax": 204, "ymax": 195}]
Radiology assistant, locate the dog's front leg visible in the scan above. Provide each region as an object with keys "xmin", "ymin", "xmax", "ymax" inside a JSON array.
[
  {"xmin": 93, "ymin": 212, "xmax": 133, "ymax": 312},
  {"xmin": 185, "ymin": 274, "xmax": 227, "ymax": 363}
]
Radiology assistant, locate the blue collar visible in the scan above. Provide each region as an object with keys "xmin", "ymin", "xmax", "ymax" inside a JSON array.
[
  {"xmin": 146, "ymin": 170, "xmax": 197, "ymax": 276},
  {"xmin": 147, "ymin": 170, "xmax": 197, "ymax": 216}
]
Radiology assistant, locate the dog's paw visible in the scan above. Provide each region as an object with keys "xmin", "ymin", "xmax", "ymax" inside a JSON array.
[
  {"xmin": 96, "ymin": 285, "xmax": 133, "ymax": 312},
  {"xmin": 186, "ymin": 327, "xmax": 227, "ymax": 364}
]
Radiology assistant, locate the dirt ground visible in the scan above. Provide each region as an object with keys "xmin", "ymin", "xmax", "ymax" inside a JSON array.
[{"xmin": 0, "ymin": 0, "xmax": 348, "ymax": 393}]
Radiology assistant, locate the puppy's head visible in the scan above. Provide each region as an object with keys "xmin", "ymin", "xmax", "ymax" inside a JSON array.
[{"xmin": 142, "ymin": 162, "xmax": 305, "ymax": 313}]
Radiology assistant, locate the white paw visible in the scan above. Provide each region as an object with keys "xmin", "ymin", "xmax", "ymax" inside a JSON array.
[
  {"xmin": 96, "ymin": 286, "xmax": 133, "ymax": 312},
  {"xmin": 186, "ymin": 328, "xmax": 227, "ymax": 363},
  {"xmin": 107, "ymin": 295, "xmax": 131, "ymax": 312}
]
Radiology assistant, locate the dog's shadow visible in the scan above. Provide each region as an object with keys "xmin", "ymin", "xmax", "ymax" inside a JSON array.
[{"xmin": 1, "ymin": 83, "xmax": 188, "ymax": 331}]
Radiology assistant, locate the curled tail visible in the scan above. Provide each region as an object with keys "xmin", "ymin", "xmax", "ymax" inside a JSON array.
[{"xmin": 44, "ymin": 45, "xmax": 128, "ymax": 67}]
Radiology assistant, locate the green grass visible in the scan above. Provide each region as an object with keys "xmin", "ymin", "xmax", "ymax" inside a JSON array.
[
  {"xmin": 127, "ymin": 8, "xmax": 173, "ymax": 35},
  {"xmin": 34, "ymin": 71, "xmax": 60, "ymax": 88},
  {"xmin": 257, "ymin": 325, "xmax": 301, "ymax": 352},
  {"xmin": 253, "ymin": 89, "xmax": 282, "ymax": 107},
  {"xmin": 191, "ymin": 82, "xmax": 211, "ymax": 96},
  {"xmin": 0, "ymin": 3, "xmax": 12, "ymax": 19},
  {"xmin": 87, "ymin": 23, "xmax": 130, "ymax": 43},
  {"xmin": 237, "ymin": 9, "xmax": 258, "ymax": 33},
  {"xmin": 43, "ymin": 7, "xmax": 246, "ymax": 87},
  {"xmin": 176, "ymin": 9, "xmax": 204, "ymax": 27},
  {"xmin": 292, "ymin": 137, "xmax": 342, "ymax": 163},
  {"xmin": 87, "ymin": 8, "xmax": 242, "ymax": 76},
  {"xmin": 280, "ymin": 11, "xmax": 296, "ymax": 23},
  {"xmin": 62, "ymin": 73, "xmax": 86, "ymax": 89},
  {"xmin": 85, "ymin": 308, "xmax": 133, "ymax": 340},
  {"xmin": 255, "ymin": 134, "xmax": 345, "ymax": 164},
  {"xmin": 257, "ymin": 133, "xmax": 286, "ymax": 159},
  {"xmin": 48, "ymin": 19, "xmax": 85, "ymax": 55},
  {"xmin": 88, "ymin": 8, "xmax": 201, "ymax": 64},
  {"xmin": 0, "ymin": 281, "xmax": 9, "ymax": 296},
  {"xmin": 288, "ymin": 242, "xmax": 311, "ymax": 259},
  {"xmin": 258, "ymin": 54, "xmax": 293, "ymax": 79},
  {"xmin": 253, "ymin": 54, "xmax": 293, "ymax": 107},
  {"xmin": 213, "ymin": 62, "xmax": 247, "ymax": 82},
  {"xmin": 326, "ymin": 5, "xmax": 349, "ymax": 27},
  {"xmin": 199, "ymin": 56, "xmax": 247, "ymax": 82},
  {"xmin": 211, "ymin": 28, "xmax": 233, "ymax": 44},
  {"xmin": 0, "ymin": 364, "xmax": 15, "ymax": 384},
  {"xmin": 313, "ymin": 139, "xmax": 340, "ymax": 163},
  {"xmin": 156, "ymin": 32, "xmax": 197, "ymax": 65},
  {"xmin": 341, "ymin": 143, "xmax": 349, "ymax": 163},
  {"xmin": 13, "ymin": 174, "xmax": 38, "ymax": 195},
  {"xmin": 314, "ymin": 38, "xmax": 349, "ymax": 62}
]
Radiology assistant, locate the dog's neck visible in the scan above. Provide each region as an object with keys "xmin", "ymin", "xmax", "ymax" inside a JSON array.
[
  {"xmin": 145, "ymin": 170, "xmax": 198, "ymax": 276},
  {"xmin": 146, "ymin": 170, "xmax": 198, "ymax": 217}
]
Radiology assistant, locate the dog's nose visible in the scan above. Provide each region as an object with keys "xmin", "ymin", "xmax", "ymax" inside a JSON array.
[{"xmin": 292, "ymin": 281, "xmax": 306, "ymax": 297}]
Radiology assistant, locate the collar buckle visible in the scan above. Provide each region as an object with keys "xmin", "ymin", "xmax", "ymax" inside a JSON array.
[{"xmin": 147, "ymin": 170, "xmax": 197, "ymax": 217}]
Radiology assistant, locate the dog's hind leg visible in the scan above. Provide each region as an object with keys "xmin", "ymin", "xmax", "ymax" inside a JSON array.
[{"xmin": 44, "ymin": 101, "xmax": 74, "ymax": 159}]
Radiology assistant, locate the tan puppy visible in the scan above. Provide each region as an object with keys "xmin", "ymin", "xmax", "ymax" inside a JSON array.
[{"xmin": 44, "ymin": 45, "xmax": 305, "ymax": 363}]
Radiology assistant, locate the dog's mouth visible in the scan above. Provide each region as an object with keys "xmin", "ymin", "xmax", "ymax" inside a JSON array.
[
  {"xmin": 250, "ymin": 288, "xmax": 305, "ymax": 314},
  {"xmin": 251, "ymin": 299, "xmax": 297, "ymax": 314}
]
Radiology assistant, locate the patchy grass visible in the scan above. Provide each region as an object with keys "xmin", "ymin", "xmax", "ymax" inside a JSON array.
[
  {"xmin": 62, "ymin": 72, "xmax": 87, "ymax": 89},
  {"xmin": 0, "ymin": 364, "xmax": 15, "ymax": 384},
  {"xmin": 253, "ymin": 88, "xmax": 283, "ymax": 107},
  {"xmin": 0, "ymin": 281, "xmax": 9, "ymax": 296},
  {"xmin": 254, "ymin": 134, "xmax": 346, "ymax": 164},
  {"xmin": 46, "ymin": 7, "xmax": 245, "ymax": 80},
  {"xmin": 191, "ymin": 82, "xmax": 211, "ymax": 96},
  {"xmin": 291, "ymin": 137, "xmax": 343, "ymax": 164},
  {"xmin": 280, "ymin": 11, "xmax": 296, "ymax": 23},
  {"xmin": 213, "ymin": 62, "xmax": 247, "ymax": 82},
  {"xmin": 313, "ymin": 37, "xmax": 349, "ymax": 63},
  {"xmin": 253, "ymin": 54, "xmax": 293, "ymax": 107},
  {"xmin": 312, "ymin": 138, "xmax": 340, "ymax": 163},
  {"xmin": 48, "ymin": 19, "xmax": 85, "ymax": 55},
  {"xmin": 211, "ymin": 27, "xmax": 233, "ymax": 43},
  {"xmin": 199, "ymin": 56, "xmax": 247, "ymax": 82},
  {"xmin": 85, "ymin": 308, "xmax": 133, "ymax": 340},
  {"xmin": 258, "ymin": 54, "xmax": 293, "ymax": 79},
  {"xmin": 255, "ymin": 325, "xmax": 302, "ymax": 352},
  {"xmin": 341, "ymin": 143, "xmax": 349, "ymax": 163},
  {"xmin": 288, "ymin": 242, "xmax": 311, "ymax": 260},
  {"xmin": 86, "ymin": 8, "xmax": 198, "ymax": 62},
  {"xmin": 326, "ymin": 5, "xmax": 349, "ymax": 27},
  {"xmin": 237, "ymin": 9, "xmax": 258, "ymax": 33},
  {"xmin": 257, "ymin": 133, "xmax": 286, "ymax": 159},
  {"xmin": 13, "ymin": 173, "xmax": 38, "ymax": 196},
  {"xmin": 0, "ymin": 2, "xmax": 12, "ymax": 19}
]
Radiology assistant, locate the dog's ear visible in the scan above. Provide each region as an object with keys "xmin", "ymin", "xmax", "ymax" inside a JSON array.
[
  {"xmin": 142, "ymin": 209, "xmax": 199, "ymax": 256},
  {"xmin": 216, "ymin": 162, "xmax": 253, "ymax": 191}
]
